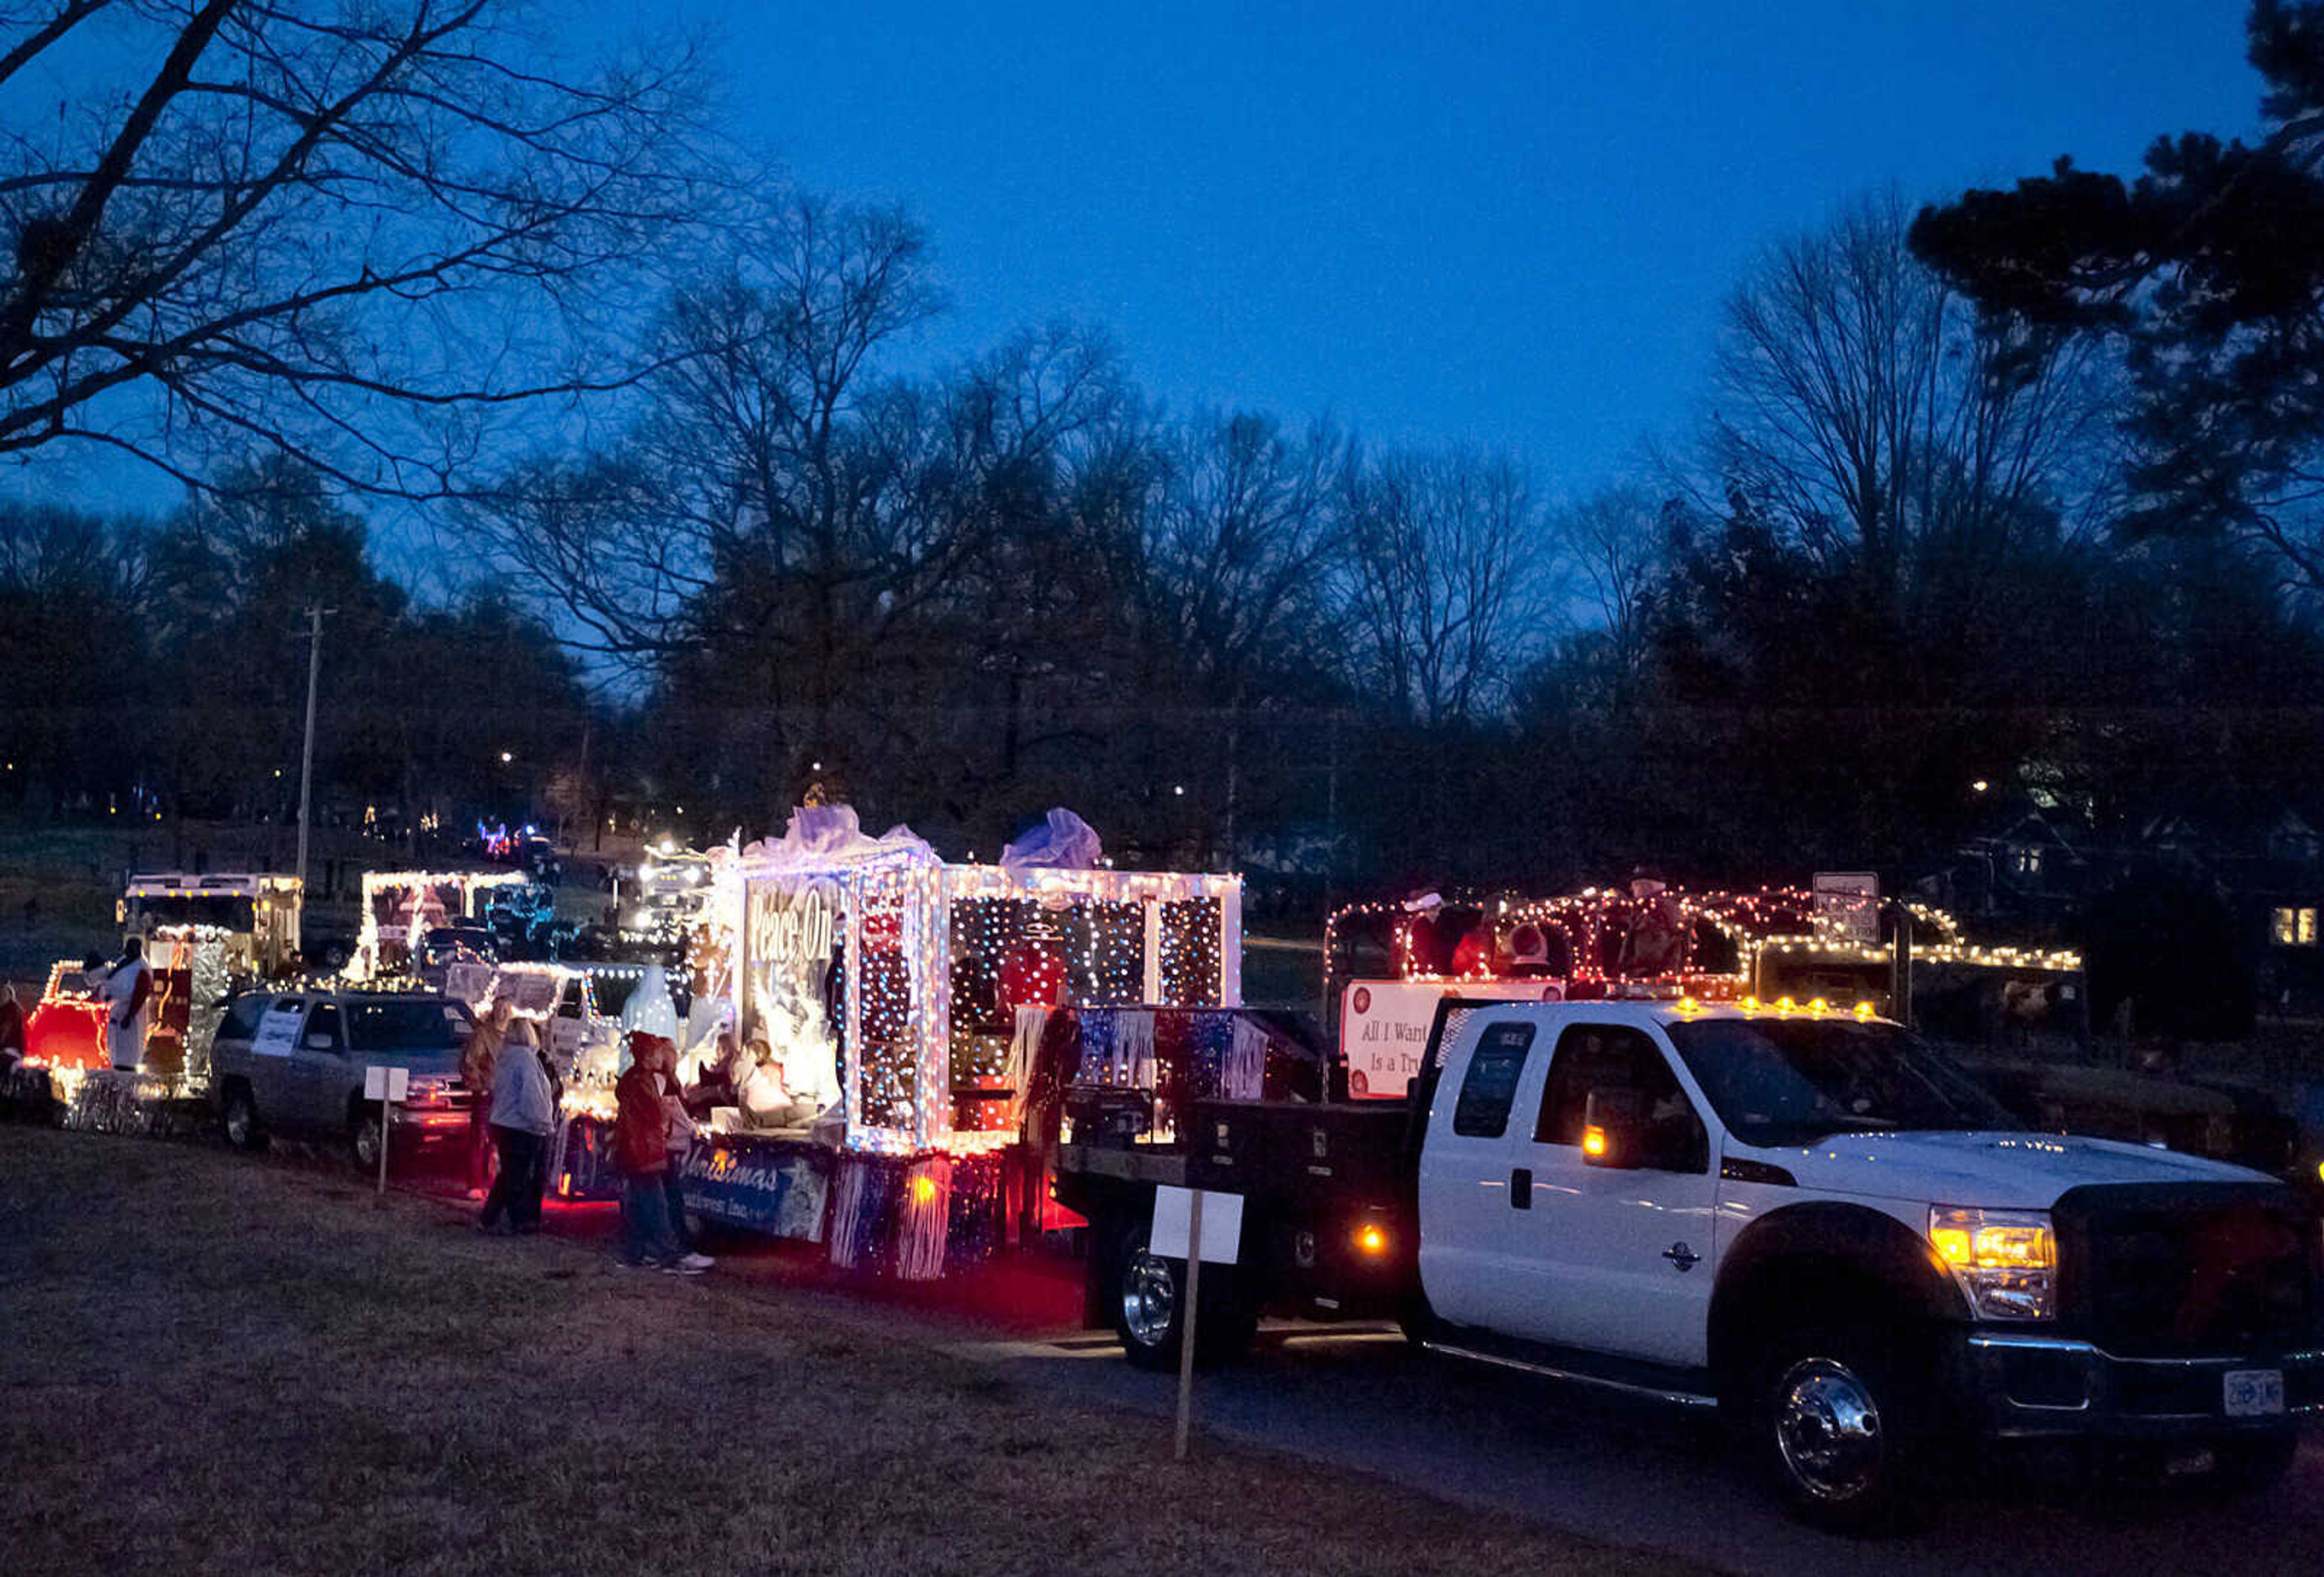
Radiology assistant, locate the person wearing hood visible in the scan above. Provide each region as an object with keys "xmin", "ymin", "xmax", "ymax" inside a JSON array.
[
  {"xmin": 479, "ymin": 1018, "xmax": 554, "ymax": 1235},
  {"xmin": 615, "ymin": 1032, "xmax": 710, "ymax": 1273}
]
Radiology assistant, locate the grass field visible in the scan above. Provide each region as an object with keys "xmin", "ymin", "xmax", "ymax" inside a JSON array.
[{"xmin": 0, "ymin": 1125, "xmax": 1696, "ymax": 1577}]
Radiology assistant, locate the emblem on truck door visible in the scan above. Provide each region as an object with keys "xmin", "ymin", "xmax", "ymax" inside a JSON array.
[{"xmin": 1663, "ymin": 1242, "xmax": 1700, "ymax": 1273}]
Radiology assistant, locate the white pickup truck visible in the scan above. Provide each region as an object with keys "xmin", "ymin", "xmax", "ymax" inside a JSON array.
[{"xmin": 1054, "ymin": 1000, "xmax": 2321, "ymax": 1530}]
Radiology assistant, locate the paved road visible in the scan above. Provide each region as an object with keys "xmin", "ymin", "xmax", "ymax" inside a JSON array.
[{"xmin": 949, "ymin": 1321, "xmax": 2324, "ymax": 1577}]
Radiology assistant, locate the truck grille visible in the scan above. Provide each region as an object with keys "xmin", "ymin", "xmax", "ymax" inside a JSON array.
[{"xmin": 2054, "ymin": 1183, "xmax": 2320, "ymax": 1359}]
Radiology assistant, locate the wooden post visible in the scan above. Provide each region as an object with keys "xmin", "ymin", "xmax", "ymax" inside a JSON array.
[
  {"xmin": 375, "ymin": 1092, "xmax": 393, "ymax": 1198},
  {"xmin": 1174, "ymin": 1188, "xmax": 1204, "ymax": 1463}
]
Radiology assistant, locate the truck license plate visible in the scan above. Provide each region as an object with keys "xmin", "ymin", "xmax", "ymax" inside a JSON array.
[{"xmin": 2223, "ymin": 1369, "xmax": 2285, "ymax": 1418}]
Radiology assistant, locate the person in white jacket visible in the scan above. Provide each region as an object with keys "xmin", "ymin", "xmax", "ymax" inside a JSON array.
[{"xmin": 479, "ymin": 1019, "xmax": 554, "ymax": 1235}]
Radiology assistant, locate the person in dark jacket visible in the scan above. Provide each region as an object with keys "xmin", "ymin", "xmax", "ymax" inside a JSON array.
[
  {"xmin": 0, "ymin": 983, "xmax": 25, "ymax": 1074},
  {"xmin": 615, "ymin": 1034, "xmax": 709, "ymax": 1273}
]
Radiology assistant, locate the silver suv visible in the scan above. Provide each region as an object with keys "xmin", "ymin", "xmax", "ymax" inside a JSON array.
[{"xmin": 210, "ymin": 988, "xmax": 476, "ymax": 1169}]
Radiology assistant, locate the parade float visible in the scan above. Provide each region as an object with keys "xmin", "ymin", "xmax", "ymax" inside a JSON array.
[
  {"xmin": 1322, "ymin": 879, "xmax": 2084, "ymax": 1098},
  {"xmin": 24, "ymin": 872, "xmax": 304, "ymax": 1110},
  {"xmin": 119, "ymin": 871, "xmax": 306, "ymax": 977},
  {"xmin": 668, "ymin": 805, "xmax": 1247, "ymax": 1277},
  {"xmin": 348, "ymin": 868, "xmax": 534, "ymax": 980}
]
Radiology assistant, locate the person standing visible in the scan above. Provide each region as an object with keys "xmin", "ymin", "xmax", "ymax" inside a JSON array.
[
  {"xmin": 0, "ymin": 982, "xmax": 26, "ymax": 1075},
  {"xmin": 479, "ymin": 1019, "xmax": 553, "ymax": 1236},
  {"xmin": 615, "ymin": 1034, "xmax": 709, "ymax": 1273},
  {"xmin": 658, "ymin": 1049, "xmax": 704, "ymax": 1254},
  {"xmin": 102, "ymin": 938, "xmax": 152, "ymax": 1074},
  {"xmin": 460, "ymin": 1000, "xmax": 514, "ymax": 1201}
]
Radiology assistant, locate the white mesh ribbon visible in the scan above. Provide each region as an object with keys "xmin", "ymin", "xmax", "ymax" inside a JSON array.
[
  {"xmin": 737, "ymin": 804, "xmax": 934, "ymax": 870},
  {"xmin": 999, "ymin": 808, "xmax": 1103, "ymax": 879}
]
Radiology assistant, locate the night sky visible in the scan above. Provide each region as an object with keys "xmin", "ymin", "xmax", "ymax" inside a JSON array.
[
  {"xmin": 710, "ymin": 0, "xmax": 2260, "ymax": 496},
  {"xmin": 1, "ymin": 2, "xmax": 2268, "ymax": 522}
]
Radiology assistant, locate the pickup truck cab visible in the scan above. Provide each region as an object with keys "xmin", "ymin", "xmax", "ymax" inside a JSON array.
[
  {"xmin": 210, "ymin": 989, "xmax": 476, "ymax": 1169},
  {"xmin": 1055, "ymin": 999, "xmax": 2321, "ymax": 1530}
]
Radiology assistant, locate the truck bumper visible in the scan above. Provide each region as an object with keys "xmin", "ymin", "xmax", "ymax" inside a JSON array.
[
  {"xmin": 1951, "ymin": 1330, "xmax": 2324, "ymax": 1440},
  {"xmin": 390, "ymin": 1105, "xmax": 474, "ymax": 1144}
]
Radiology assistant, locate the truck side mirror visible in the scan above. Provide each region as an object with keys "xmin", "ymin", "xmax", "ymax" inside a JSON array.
[{"xmin": 1581, "ymin": 1087, "xmax": 1648, "ymax": 1170}]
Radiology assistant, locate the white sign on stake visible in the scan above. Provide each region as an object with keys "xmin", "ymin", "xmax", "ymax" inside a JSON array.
[
  {"xmin": 1813, "ymin": 872, "xmax": 1882, "ymax": 945},
  {"xmin": 362, "ymin": 1064, "xmax": 410, "ymax": 1103},
  {"xmin": 1151, "ymin": 1185, "xmax": 1242, "ymax": 1265}
]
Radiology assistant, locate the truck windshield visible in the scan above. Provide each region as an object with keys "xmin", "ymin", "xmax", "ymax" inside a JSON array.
[
  {"xmin": 1664, "ymin": 1018, "xmax": 2018, "ymax": 1148},
  {"xmin": 344, "ymin": 998, "xmax": 471, "ymax": 1053},
  {"xmin": 130, "ymin": 895, "xmax": 257, "ymax": 931}
]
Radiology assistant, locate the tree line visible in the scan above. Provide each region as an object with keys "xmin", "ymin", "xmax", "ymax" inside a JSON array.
[{"xmin": 0, "ymin": 457, "xmax": 589, "ymax": 834}]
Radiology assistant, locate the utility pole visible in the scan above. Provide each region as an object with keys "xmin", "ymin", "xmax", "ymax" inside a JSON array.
[{"xmin": 294, "ymin": 606, "xmax": 333, "ymax": 893}]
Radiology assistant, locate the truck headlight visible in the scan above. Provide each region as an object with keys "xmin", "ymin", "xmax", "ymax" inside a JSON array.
[{"xmin": 1929, "ymin": 1205, "xmax": 2055, "ymax": 1320}]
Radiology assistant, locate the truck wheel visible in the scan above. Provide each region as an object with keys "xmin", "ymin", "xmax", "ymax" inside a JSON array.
[
  {"xmin": 1110, "ymin": 1222, "xmax": 1255, "ymax": 1372},
  {"xmin": 1750, "ymin": 1327, "xmax": 1925, "ymax": 1535},
  {"xmin": 1116, "ymin": 1237, "xmax": 1183, "ymax": 1371},
  {"xmin": 222, "ymin": 1085, "xmax": 267, "ymax": 1152},
  {"xmin": 350, "ymin": 1106, "xmax": 384, "ymax": 1173}
]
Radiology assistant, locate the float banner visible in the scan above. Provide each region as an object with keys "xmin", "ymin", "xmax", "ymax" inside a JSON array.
[
  {"xmin": 682, "ymin": 1138, "xmax": 831, "ymax": 1242},
  {"xmin": 1339, "ymin": 980, "xmax": 1561, "ymax": 1099}
]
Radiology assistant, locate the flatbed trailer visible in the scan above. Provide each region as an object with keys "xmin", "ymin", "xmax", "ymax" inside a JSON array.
[{"xmin": 1054, "ymin": 1093, "xmax": 1418, "ymax": 1364}]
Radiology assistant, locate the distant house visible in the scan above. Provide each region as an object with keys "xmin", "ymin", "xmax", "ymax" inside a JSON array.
[{"xmin": 1938, "ymin": 804, "xmax": 2090, "ymax": 925}]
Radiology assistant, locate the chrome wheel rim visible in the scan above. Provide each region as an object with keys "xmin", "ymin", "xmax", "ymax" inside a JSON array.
[
  {"xmin": 225, "ymin": 1100, "xmax": 251, "ymax": 1145},
  {"xmin": 353, "ymin": 1118, "xmax": 381, "ymax": 1168},
  {"xmin": 1120, "ymin": 1250, "xmax": 1178, "ymax": 1348},
  {"xmin": 1774, "ymin": 1357, "xmax": 1883, "ymax": 1503}
]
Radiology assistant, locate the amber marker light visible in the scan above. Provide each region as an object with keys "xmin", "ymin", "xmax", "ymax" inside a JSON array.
[
  {"xmin": 1356, "ymin": 1224, "xmax": 1388, "ymax": 1256},
  {"xmin": 1581, "ymin": 1126, "xmax": 1609, "ymax": 1159}
]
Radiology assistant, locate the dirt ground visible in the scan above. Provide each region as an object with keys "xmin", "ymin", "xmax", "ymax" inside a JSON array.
[{"xmin": 0, "ymin": 1124, "xmax": 1698, "ymax": 1577}]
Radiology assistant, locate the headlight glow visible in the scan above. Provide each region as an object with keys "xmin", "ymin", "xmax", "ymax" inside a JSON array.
[{"xmin": 1929, "ymin": 1205, "xmax": 2055, "ymax": 1320}]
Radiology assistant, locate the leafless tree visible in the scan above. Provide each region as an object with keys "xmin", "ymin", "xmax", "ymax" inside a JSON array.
[
  {"xmin": 1339, "ymin": 444, "xmax": 1548, "ymax": 728},
  {"xmin": 0, "ymin": 1, "xmax": 720, "ymax": 496},
  {"xmin": 1706, "ymin": 191, "xmax": 2112, "ymax": 605},
  {"xmin": 467, "ymin": 195, "xmax": 940, "ymax": 663},
  {"xmin": 1145, "ymin": 411, "xmax": 1345, "ymax": 703},
  {"xmin": 1553, "ymin": 483, "xmax": 1664, "ymax": 686},
  {"xmin": 1131, "ymin": 411, "xmax": 1345, "ymax": 859}
]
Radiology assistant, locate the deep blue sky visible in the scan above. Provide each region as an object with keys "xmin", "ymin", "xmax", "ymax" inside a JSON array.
[{"xmin": 705, "ymin": 0, "xmax": 2264, "ymax": 497}]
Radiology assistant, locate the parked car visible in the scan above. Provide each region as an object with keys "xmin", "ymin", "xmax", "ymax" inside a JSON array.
[
  {"xmin": 416, "ymin": 925, "xmax": 497, "ymax": 989},
  {"xmin": 1057, "ymin": 999, "xmax": 2323, "ymax": 1530},
  {"xmin": 209, "ymin": 988, "xmax": 477, "ymax": 1169}
]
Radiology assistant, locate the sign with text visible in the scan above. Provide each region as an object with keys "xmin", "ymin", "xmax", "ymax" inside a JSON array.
[
  {"xmin": 682, "ymin": 1138, "xmax": 831, "ymax": 1242},
  {"xmin": 1339, "ymin": 980, "xmax": 1561, "ymax": 1100},
  {"xmin": 1151, "ymin": 1185, "xmax": 1243, "ymax": 1265},
  {"xmin": 1813, "ymin": 872, "xmax": 1882, "ymax": 944},
  {"xmin": 252, "ymin": 1006, "xmax": 304, "ymax": 1058},
  {"xmin": 743, "ymin": 876, "xmax": 843, "ymax": 1107}
]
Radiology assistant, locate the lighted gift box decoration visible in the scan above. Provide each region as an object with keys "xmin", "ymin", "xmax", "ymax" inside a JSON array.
[{"xmin": 698, "ymin": 805, "xmax": 1244, "ymax": 1161}]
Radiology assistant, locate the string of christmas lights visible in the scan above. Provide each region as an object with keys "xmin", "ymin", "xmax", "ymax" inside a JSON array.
[
  {"xmin": 1325, "ymin": 884, "xmax": 2081, "ymax": 1001},
  {"xmin": 696, "ymin": 824, "xmax": 1242, "ymax": 1161}
]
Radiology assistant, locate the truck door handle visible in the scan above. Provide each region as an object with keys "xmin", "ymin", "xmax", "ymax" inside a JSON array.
[{"xmin": 1509, "ymin": 1167, "xmax": 1532, "ymax": 1209}]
